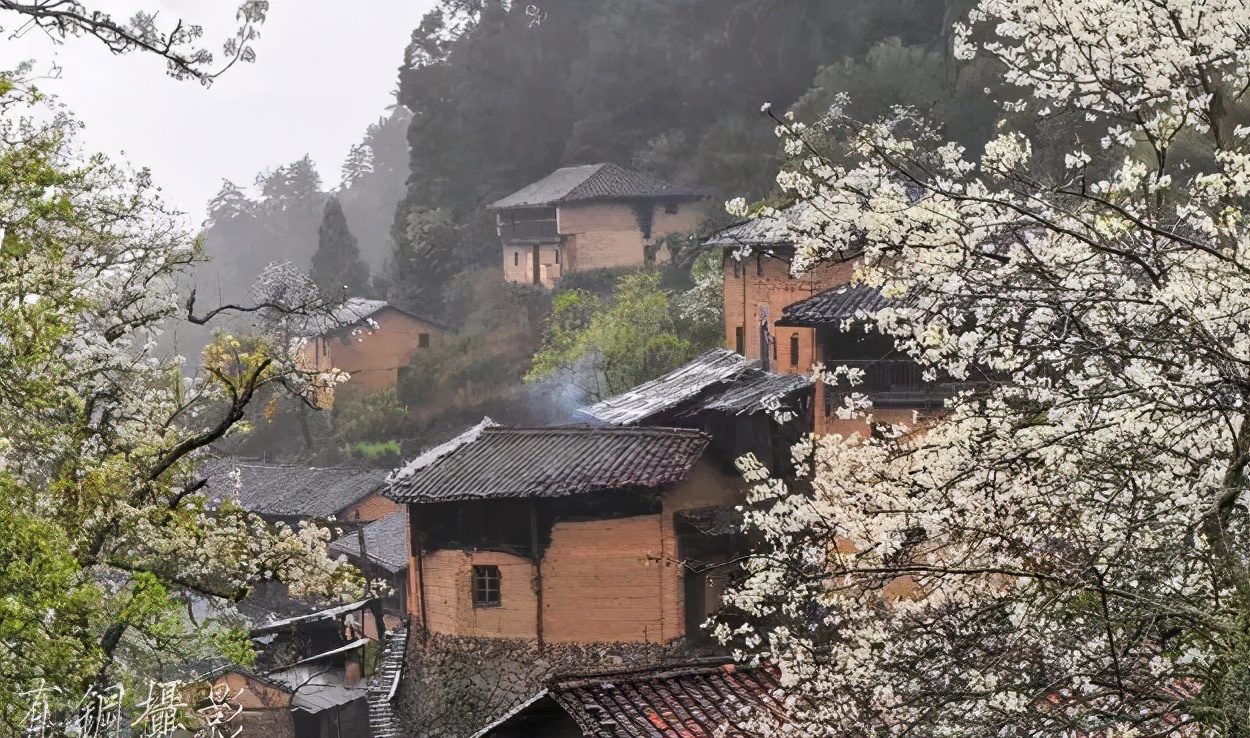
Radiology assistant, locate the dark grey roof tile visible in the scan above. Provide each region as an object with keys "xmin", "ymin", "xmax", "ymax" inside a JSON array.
[
  {"xmin": 384, "ymin": 426, "xmax": 710, "ymax": 504},
  {"xmin": 328, "ymin": 512, "xmax": 409, "ymax": 573},
  {"xmin": 775, "ymin": 283, "xmax": 885, "ymax": 327},
  {"xmin": 200, "ymin": 458, "xmax": 387, "ymax": 519},
  {"xmin": 490, "ymin": 163, "xmax": 704, "ymax": 209}
]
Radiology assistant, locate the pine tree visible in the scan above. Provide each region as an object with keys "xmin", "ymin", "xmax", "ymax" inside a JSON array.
[{"xmin": 310, "ymin": 197, "xmax": 371, "ymax": 299}]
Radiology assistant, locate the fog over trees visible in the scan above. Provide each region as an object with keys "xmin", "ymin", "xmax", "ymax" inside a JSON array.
[{"xmin": 8, "ymin": 0, "xmax": 1250, "ymax": 735}]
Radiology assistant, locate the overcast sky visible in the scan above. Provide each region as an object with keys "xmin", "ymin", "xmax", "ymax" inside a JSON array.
[{"xmin": 3, "ymin": 0, "xmax": 435, "ymax": 227}]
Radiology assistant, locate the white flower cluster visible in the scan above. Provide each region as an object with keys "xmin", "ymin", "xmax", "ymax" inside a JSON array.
[{"xmin": 722, "ymin": 0, "xmax": 1250, "ymax": 735}]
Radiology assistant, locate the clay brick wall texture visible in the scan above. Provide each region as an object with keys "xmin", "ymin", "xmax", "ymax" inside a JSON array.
[
  {"xmin": 722, "ymin": 253, "xmax": 853, "ymax": 376},
  {"xmin": 541, "ymin": 515, "xmax": 666, "ymax": 643},
  {"xmin": 311, "ymin": 307, "xmax": 448, "ymax": 394},
  {"xmin": 418, "ymin": 549, "xmax": 539, "ymax": 639},
  {"xmin": 499, "ymin": 201, "xmax": 705, "ymax": 283},
  {"xmin": 658, "ymin": 463, "xmax": 744, "ymax": 641},
  {"xmin": 502, "ymin": 243, "xmax": 563, "ymax": 287},
  {"xmin": 345, "ymin": 493, "xmax": 401, "ymax": 523},
  {"xmin": 408, "ymin": 462, "xmax": 742, "ymax": 645}
]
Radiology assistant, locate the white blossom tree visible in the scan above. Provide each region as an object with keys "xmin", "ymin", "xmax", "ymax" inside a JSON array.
[
  {"xmin": 723, "ymin": 1, "xmax": 1250, "ymax": 736},
  {"xmin": 0, "ymin": 0, "xmax": 269, "ymax": 84},
  {"xmin": 0, "ymin": 74, "xmax": 358, "ymax": 723}
]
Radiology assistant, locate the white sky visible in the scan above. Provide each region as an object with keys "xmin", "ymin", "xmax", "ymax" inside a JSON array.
[{"xmin": 2, "ymin": 0, "xmax": 436, "ymax": 227}]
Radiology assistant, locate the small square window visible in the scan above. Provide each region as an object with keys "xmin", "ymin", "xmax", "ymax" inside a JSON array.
[
  {"xmin": 664, "ymin": 202, "xmax": 679, "ymax": 215},
  {"xmin": 473, "ymin": 565, "xmax": 500, "ymax": 607},
  {"xmin": 418, "ymin": 333, "xmax": 430, "ymax": 349}
]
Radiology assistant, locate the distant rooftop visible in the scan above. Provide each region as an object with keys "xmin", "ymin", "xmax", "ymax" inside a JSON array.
[
  {"xmin": 489, "ymin": 163, "xmax": 705, "ymax": 210},
  {"xmin": 579, "ymin": 348, "xmax": 813, "ymax": 426},
  {"xmin": 579, "ymin": 349, "xmax": 749, "ymax": 425},
  {"xmin": 200, "ymin": 457, "xmax": 387, "ymax": 519},
  {"xmin": 703, "ymin": 201, "xmax": 818, "ymax": 250},
  {"xmin": 328, "ymin": 512, "xmax": 408, "ymax": 573},
  {"xmin": 775, "ymin": 283, "xmax": 885, "ymax": 327},
  {"xmin": 384, "ymin": 425, "xmax": 711, "ymax": 504},
  {"xmin": 299, "ymin": 297, "xmax": 456, "ymax": 337}
]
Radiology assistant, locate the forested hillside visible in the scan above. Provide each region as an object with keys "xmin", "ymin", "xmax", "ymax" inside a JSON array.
[
  {"xmin": 388, "ymin": 0, "xmax": 978, "ymax": 315},
  {"xmin": 195, "ymin": 0, "xmax": 1008, "ymax": 462}
]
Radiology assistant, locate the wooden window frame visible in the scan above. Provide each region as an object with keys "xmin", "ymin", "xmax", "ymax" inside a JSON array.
[{"xmin": 472, "ymin": 565, "xmax": 501, "ymax": 608}]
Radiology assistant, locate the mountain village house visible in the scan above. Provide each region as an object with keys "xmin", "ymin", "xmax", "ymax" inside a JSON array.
[
  {"xmin": 383, "ymin": 423, "xmax": 745, "ymax": 645},
  {"xmin": 299, "ymin": 298, "xmax": 455, "ymax": 405},
  {"xmin": 708, "ymin": 204, "xmax": 973, "ymax": 435},
  {"xmin": 490, "ymin": 163, "xmax": 706, "ymax": 288}
]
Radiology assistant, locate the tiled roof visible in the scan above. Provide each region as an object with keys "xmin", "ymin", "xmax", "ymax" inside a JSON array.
[
  {"xmin": 579, "ymin": 349, "xmax": 750, "ymax": 425},
  {"xmin": 299, "ymin": 298, "xmax": 457, "ymax": 337},
  {"xmin": 384, "ymin": 426, "xmax": 711, "ymax": 504},
  {"xmin": 268, "ymin": 665, "xmax": 370, "ymax": 713},
  {"xmin": 703, "ymin": 202, "xmax": 819, "ymax": 249},
  {"xmin": 233, "ymin": 582, "xmax": 328, "ymax": 628},
  {"xmin": 578, "ymin": 349, "xmax": 812, "ymax": 426},
  {"xmin": 200, "ymin": 458, "xmax": 387, "ymax": 519},
  {"xmin": 387, "ymin": 417, "xmax": 499, "ymax": 483},
  {"xmin": 329, "ymin": 512, "xmax": 409, "ymax": 573},
  {"xmin": 775, "ymin": 283, "xmax": 885, "ymax": 327},
  {"xmin": 367, "ymin": 626, "xmax": 409, "ymax": 738},
  {"xmin": 549, "ymin": 661, "xmax": 784, "ymax": 738},
  {"xmin": 684, "ymin": 370, "xmax": 813, "ymax": 417},
  {"xmin": 298, "ymin": 297, "xmax": 388, "ymax": 336},
  {"xmin": 489, "ymin": 164, "xmax": 704, "ymax": 209},
  {"xmin": 249, "ymin": 599, "xmax": 376, "ymax": 635}
]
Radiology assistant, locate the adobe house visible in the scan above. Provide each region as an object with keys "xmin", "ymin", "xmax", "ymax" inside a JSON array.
[
  {"xmin": 708, "ymin": 204, "xmax": 982, "ymax": 436},
  {"xmin": 383, "ymin": 424, "xmax": 746, "ymax": 645},
  {"xmin": 578, "ymin": 347, "xmax": 813, "ymax": 476},
  {"xmin": 705, "ymin": 202, "xmax": 854, "ymax": 375},
  {"xmin": 299, "ymin": 298, "xmax": 455, "ymax": 404},
  {"xmin": 472, "ymin": 660, "xmax": 784, "ymax": 738},
  {"xmin": 199, "ymin": 458, "xmax": 399, "ymax": 527},
  {"xmin": 775, "ymin": 283, "xmax": 988, "ymax": 436},
  {"xmin": 489, "ymin": 163, "xmax": 706, "ymax": 288}
]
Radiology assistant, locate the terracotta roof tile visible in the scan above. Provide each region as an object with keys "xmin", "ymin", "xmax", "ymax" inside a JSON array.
[{"xmin": 549, "ymin": 661, "xmax": 784, "ymax": 738}]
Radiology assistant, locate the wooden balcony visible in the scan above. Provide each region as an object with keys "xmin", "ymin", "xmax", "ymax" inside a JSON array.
[
  {"xmin": 821, "ymin": 359, "xmax": 984, "ymax": 412},
  {"xmin": 500, "ymin": 219, "xmax": 558, "ymax": 243}
]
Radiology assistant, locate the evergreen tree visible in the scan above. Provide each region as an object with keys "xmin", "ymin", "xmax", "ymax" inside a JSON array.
[{"xmin": 310, "ymin": 197, "xmax": 371, "ymax": 299}]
